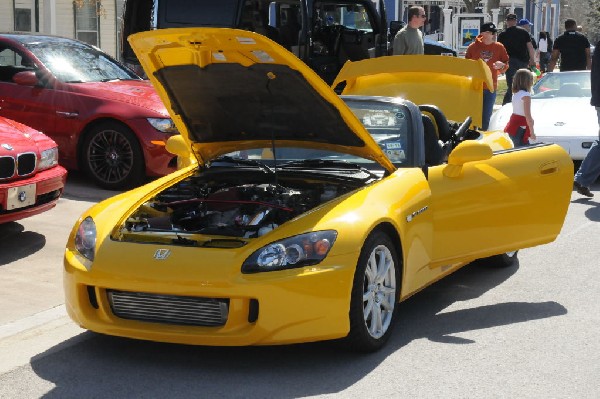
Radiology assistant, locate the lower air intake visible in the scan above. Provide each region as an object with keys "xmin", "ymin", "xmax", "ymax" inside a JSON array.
[{"xmin": 107, "ymin": 290, "xmax": 229, "ymax": 327}]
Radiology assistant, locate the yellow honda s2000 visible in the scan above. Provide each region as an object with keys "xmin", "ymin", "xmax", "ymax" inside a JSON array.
[{"xmin": 64, "ymin": 28, "xmax": 573, "ymax": 352}]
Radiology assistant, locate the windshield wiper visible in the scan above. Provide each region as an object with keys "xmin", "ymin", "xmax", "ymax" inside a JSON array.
[
  {"xmin": 210, "ymin": 155, "xmax": 274, "ymax": 174},
  {"xmin": 281, "ymin": 158, "xmax": 359, "ymax": 168},
  {"xmin": 280, "ymin": 159, "xmax": 379, "ymax": 178}
]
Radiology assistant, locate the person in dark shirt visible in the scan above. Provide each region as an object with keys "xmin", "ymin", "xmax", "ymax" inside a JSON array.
[
  {"xmin": 518, "ymin": 18, "xmax": 537, "ymax": 50},
  {"xmin": 548, "ymin": 18, "xmax": 591, "ymax": 72},
  {"xmin": 498, "ymin": 13, "xmax": 536, "ymax": 104}
]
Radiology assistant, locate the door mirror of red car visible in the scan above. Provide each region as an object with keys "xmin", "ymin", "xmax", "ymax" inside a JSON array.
[
  {"xmin": 444, "ymin": 141, "xmax": 493, "ymax": 177},
  {"xmin": 12, "ymin": 71, "xmax": 39, "ymax": 86}
]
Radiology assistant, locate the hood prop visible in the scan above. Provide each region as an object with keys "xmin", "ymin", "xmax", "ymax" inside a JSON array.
[{"xmin": 265, "ymin": 71, "xmax": 279, "ymax": 190}]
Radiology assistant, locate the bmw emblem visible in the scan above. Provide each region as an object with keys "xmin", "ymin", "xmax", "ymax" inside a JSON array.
[
  {"xmin": 18, "ymin": 191, "xmax": 27, "ymax": 202},
  {"xmin": 1, "ymin": 144, "xmax": 13, "ymax": 151}
]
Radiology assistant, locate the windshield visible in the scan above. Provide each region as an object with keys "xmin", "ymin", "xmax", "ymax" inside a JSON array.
[
  {"xmin": 25, "ymin": 42, "xmax": 140, "ymax": 83},
  {"xmin": 315, "ymin": 3, "xmax": 373, "ymax": 31},
  {"xmin": 532, "ymin": 71, "xmax": 591, "ymax": 99},
  {"xmin": 224, "ymin": 99, "xmax": 413, "ymax": 170}
]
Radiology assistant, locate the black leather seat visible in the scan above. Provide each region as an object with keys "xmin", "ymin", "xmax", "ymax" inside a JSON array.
[
  {"xmin": 419, "ymin": 104, "xmax": 451, "ymax": 142},
  {"xmin": 422, "ymin": 115, "xmax": 445, "ymax": 166}
]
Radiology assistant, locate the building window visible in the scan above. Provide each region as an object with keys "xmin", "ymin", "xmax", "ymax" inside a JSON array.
[
  {"xmin": 74, "ymin": 1, "xmax": 100, "ymax": 46},
  {"xmin": 14, "ymin": 8, "xmax": 32, "ymax": 31}
]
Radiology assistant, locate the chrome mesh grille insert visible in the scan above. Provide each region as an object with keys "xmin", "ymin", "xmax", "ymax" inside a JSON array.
[{"xmin": 107, "ymin": 290, "xmax": 229, "ymax": 327}]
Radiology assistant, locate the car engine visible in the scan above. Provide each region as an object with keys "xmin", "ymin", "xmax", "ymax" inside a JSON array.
[{"xmin": 122, "ymin": 168, "xmax": 374, "ymax": 241}]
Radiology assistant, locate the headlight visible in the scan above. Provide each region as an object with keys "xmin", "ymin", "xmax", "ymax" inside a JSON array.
[
  {"xmin": 38, "ymin": 147, "xmax": 58, "ymax": 170},
  {"xmin": 147, "ymin": 118, "xmax": 178, "ymax": 133},
  {"xmin": 75, "ymin": 216, "xmax": 96, "ymax": 262},
  {"xmin": 242, "ymin": 230, "xmax": 337, "ymax": 273}
]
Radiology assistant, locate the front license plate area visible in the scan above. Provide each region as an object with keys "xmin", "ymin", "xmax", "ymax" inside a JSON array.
[{"xmin": 7, "ymin": 184, "xmax": 36, "ymax": 210}]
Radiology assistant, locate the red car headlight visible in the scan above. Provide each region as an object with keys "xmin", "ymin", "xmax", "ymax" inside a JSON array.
[{"xmin": 38, "ymin": 147, "xmax": 58, "ymax": 170}]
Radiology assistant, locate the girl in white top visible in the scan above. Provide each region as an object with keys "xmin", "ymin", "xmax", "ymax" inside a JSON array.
[
  {"xmin": 504, "ymin": 68, "xmax": 537, "ymax": 147},
  {"xmin": 538, "ymin": 32, "xmax": 551, "ymax": 73}
]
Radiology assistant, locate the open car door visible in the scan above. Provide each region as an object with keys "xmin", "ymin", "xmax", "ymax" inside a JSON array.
[{"xmin": 426, "ymin": 142, "xmax": 572, "ymax": 265}]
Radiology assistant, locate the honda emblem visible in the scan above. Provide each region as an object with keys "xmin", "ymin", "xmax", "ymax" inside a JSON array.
[{"xmin": 154, "ymin": 249, "xmax": 171, "ymax": 260}]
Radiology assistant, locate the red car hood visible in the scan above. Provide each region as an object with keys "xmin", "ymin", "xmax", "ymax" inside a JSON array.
[
  {"xmin": 70, "ymin": 80, "xmax": 170, "ymax": 117},
  {"xmin": 0, "ymin": 117, "xmax": 56, "ymax": 155}
]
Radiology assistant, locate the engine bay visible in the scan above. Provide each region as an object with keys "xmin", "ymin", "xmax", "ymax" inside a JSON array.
[{"xmin": 120, "ymin": 166, "xmax": 376, "ymax": 244}]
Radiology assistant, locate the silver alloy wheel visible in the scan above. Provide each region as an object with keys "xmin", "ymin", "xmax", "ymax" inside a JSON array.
[{"xmin": 363, "ymin": 244, "xmax": 397, "ymax": 339}]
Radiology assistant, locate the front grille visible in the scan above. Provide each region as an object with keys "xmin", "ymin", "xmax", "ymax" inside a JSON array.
[
  {"xmin": 17, "ymin": 152, "xmax": 36, "ymax": 176},
  {"xmin": 0, "ymin": 152, "xmax": 37, "ymax": 180},
  {"xmin": 0, "ymin": 156, "xmax": 15, "ymax": 179},
  {"xmin": 107, "ymin": 290, "xmax": 229, "ymax": 327}
]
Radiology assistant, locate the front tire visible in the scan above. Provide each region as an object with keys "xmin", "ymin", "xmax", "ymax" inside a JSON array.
[
  {"xmin": 81, "ymin": 121, "xmax": 145, "ymax": 190},
  {"xmin": 346, "ymin": 231, "xmax": 400, "ymax": 352}
]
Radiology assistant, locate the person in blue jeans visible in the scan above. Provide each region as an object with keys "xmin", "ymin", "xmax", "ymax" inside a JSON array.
[
  {"xmin": 573, "ymin": 40, "xmax": 600, "ymax": 197},
  {"xmin": 465, "ymin": 22, "xmax": 509, "ymax": 130}
]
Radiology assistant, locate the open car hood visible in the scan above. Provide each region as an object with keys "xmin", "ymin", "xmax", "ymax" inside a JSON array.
[
  {"xmin": 128, "ymin": 28, "xmax": 395, "ymax": 172},
  {"xmin": 332, "ymin": 56, "xmax": 493, "ymax": 129}
]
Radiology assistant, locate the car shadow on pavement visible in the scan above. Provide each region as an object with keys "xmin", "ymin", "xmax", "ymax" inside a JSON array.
[
  {"xmin": 0, "ymin": 222, "xmax": 45, "ymax": 266},
  {"xmin": 391, "ymin": 259, "xmax": 566, "ymax": 346},
  {"xmin": 61, "ymin": 171, "xmax": 126, "ymax": 203},
  {"xmin": 28, "ymin": 260, "xmax": 567, "ymax": 398}
]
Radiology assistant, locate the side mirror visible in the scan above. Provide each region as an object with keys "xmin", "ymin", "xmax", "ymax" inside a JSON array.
[
  {"xmin": 165, "ymin": 135, "xmax": 196, "ymax": 169},
  {"xmin": 12, "ymin": 71, "xmax": 38, "ymax": 86},
  {"xmin": 444, "ymin": 141, "xmax": 493, "ymax": 177}
]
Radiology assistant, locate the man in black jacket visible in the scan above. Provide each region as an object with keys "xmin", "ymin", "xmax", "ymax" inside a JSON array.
[
  {"xmin": 573, "ymin": 39, "xmax": 600, "ymax": 197},
  {"xmin": 498, "ymin": 13, "xmax": 536, "ymax": 104},
  {"xmin": 548, "ymin": 18, "xmax": 591, "ymax": 72}
]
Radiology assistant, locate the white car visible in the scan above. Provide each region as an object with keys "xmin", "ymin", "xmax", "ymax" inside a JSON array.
[{"xmin": 489, "ymin": 71, "xmax": 596, "ymax": 160}]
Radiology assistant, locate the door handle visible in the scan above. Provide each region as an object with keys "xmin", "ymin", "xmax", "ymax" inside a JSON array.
[
  {"xmin": 56, "ymin": 111, "xmax": 78, "ymax": 118},
  {"xmin": 539, "ymin": 161, "xmax": 559, "ymax": 175}
]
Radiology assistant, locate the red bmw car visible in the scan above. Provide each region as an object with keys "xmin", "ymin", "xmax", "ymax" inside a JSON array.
[
  {"xmin": 0, "ymin": 116, "xmax": 66, "ymax": 224},
  {"xmin": 0, "ymin": 33, "xmax": 177, "ymax": 190}
]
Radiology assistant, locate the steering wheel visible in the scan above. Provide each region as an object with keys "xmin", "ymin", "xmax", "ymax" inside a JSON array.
[{"xmin": 452, "ymin": 116, "xmax": 473, "ymax": 144}]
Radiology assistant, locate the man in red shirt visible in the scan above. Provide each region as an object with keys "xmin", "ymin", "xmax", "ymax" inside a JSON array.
[{"xmin": 465, "ymin": 22, "xmax": 509, "ymax": 130}]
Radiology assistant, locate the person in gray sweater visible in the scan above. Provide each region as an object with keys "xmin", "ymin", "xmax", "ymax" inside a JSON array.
[{"xmin": 393, "ymin": 6, "xmax": 425, "ymax": 55}]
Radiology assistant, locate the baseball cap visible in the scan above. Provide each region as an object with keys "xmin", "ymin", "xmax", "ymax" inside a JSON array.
[
  {"xmin": 506, "ymin": 13, "xmax": 517, "ymax": 21},
  {"xmin": 518, "ymin": 18, "xmax": 533, "ymax": 26},
  {"xmin": 480, "ymin": 22, "xmax": 497, "ymax": 33}
]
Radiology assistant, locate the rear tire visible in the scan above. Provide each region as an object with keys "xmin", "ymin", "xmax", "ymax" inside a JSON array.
[
  {"xmin": 346, "ymin": 231, "xmax": 400, "ymax": 352},
  {"xmin": 81, "ymin": 121, "xmax": 145, "ymax": 190}
]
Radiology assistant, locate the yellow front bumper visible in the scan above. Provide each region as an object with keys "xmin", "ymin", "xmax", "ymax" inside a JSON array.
[{"xmin": 64, "ymin": 249, "xmax": 357, "ymax": 346}]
